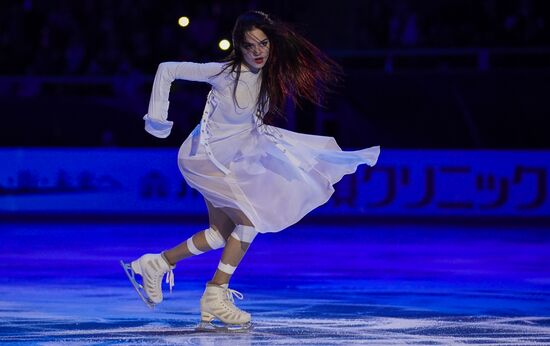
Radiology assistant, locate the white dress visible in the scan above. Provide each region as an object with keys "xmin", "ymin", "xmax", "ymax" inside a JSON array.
[{"xmin": 144, "ymin": 62, "xmax": 380, "ymax": 233}]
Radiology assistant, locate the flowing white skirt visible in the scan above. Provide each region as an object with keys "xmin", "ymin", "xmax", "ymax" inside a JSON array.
[{"xmin": 178, "ymin": 122, "xmax": 380, "ymax": 233}]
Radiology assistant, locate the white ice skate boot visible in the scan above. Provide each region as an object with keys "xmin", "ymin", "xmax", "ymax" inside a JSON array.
[
  {"xmin": 120, "ymin": 253, "xmax": 175, "ymax": 308},
  {"xmin": 197, "ymin": 283, "xmax": 252, "ymax": 332}
]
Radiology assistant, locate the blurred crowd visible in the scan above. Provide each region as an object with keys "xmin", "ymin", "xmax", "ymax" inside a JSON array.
[
  {"xmin": 1, "ymin": 0, "xmax": 548, "ymax": 76},
  {"xmin": 336, "ymin": 0, "xmax": 548, "ymax": 49}
]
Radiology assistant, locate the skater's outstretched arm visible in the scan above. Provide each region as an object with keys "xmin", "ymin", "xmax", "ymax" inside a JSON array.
[{"xmin": 143, "ymin": 61, "xmax": 224, "ymax": 138}]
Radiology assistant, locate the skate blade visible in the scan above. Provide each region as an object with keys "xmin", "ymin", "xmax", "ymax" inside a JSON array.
[
  {"xmin": 120, "ymin": 260, "xmax": 155, "ymax": 309},
  {"xmin": 195, "ymin": 320, "xmax": 253, "ymax": 333}
]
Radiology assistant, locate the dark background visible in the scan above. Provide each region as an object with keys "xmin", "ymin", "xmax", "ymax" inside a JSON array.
[{"xmin": 1, "ymin": 0, "xmax": 549, "ymax": 149}]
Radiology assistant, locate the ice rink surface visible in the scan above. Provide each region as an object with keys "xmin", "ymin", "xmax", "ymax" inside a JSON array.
[{"xmin": 1, "ymin": 221, "xmax": 549, "ymax": 345}]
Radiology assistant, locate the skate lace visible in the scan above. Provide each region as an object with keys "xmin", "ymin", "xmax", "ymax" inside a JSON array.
[
  {"xmin": 225, "ymin": 288, "xmax": 244, "ymax": 303},
  {"xmin": 166, "ymin": 269, "xmax": 174, "ymax": 293}
]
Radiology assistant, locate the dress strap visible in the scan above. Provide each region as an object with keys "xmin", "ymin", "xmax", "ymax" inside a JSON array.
[
  {"xmin": 199, "ymin": 91, "xmax": 231, "ymax": 175},
  {"xmin": 256, "ymin": 120, "xmax": 307, "ymax": 169}
]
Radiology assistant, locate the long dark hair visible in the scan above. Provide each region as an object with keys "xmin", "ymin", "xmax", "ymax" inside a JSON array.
[{"xmin": 220, "ymin": 11, "xmax": 343, "ymax": 125}]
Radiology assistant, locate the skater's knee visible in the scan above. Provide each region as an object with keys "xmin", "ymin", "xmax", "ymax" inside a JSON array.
[
  {"xmin": 211, "ymin": 221, "xmax": 236, "ymax": 241},
  {"xmin": 230, "ymin": 225, "xmax": 258, "ymax": 244},
  {"xmin": 205, "ymin": 227, "xmax": 226, "ymax": 249},
  {"xmin": 206, "ymin": 202, "xmax": 236, "ymax": 240}
]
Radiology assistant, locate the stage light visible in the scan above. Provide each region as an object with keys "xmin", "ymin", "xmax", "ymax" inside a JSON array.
[
  {"xmin": 178, "ymin": 16, "xmax": 190, "ymax": 28},
  {"xmin": 219, "ymin": 39, "xmax": 231, "ymax": 51}
]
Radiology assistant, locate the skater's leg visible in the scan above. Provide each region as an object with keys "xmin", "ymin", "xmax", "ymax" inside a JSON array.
[
  {"xmin": 199, "ymin": 213, "xmax": 258, "ymax": 328},
  {"xmin": 123, "ymin": 200, "xmax": 236, "ymax": 306},
  {"xmin": 210, "ymin": 231, "xmax": 254, "ymax": 285},
  {"xmin": 210, "ymin": 208, "xmax": 257, "ymax": 286},
  {"xmin": 207, "ymin": 200, "xmax": 238, "ymax": 240},
  {"xmin": 163, "ymin": 199, "xmax": 236, "ymax": 265}
]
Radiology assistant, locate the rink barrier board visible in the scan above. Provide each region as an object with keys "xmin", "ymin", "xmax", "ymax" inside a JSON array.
[{"xmin": 1, "ymin": 148, "xmax": 548, "ymax": 218}]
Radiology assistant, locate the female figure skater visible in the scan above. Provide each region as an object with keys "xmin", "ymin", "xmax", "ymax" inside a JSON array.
[{"xmin": 121, "ymin": 10, "xmax": 380, "ymax": 331}]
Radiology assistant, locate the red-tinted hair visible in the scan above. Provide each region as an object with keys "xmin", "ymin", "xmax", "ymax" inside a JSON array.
[{"xmin": 221, "ymin": 11, "xmax": 343, "ymax": 125}]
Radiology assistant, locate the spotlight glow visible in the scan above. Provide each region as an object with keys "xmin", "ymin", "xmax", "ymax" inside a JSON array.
[
  {"xmin": 178, "ymin": 16, "xmax": 190, "ymax": 27},
  {"xmin": 219, "ymin": 39, "xmax": 231, "ymax": 51}
]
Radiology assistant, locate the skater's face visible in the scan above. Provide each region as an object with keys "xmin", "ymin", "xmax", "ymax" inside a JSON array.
[{"xmin": 240, "ymin": 27, "xmax": 270, "ymax": 73}]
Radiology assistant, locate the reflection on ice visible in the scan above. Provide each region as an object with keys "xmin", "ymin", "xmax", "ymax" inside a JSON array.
[
  {"xmin": 1, "ymin": 284, "xmax": 549, "ymax": 345},
  {"xmin": 1, "ymin": 222, "xmax": 549, "ymax": 344},
  {"xmin": 3, "ymin": 315, "xmax": 550, "ymax": 345}
]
